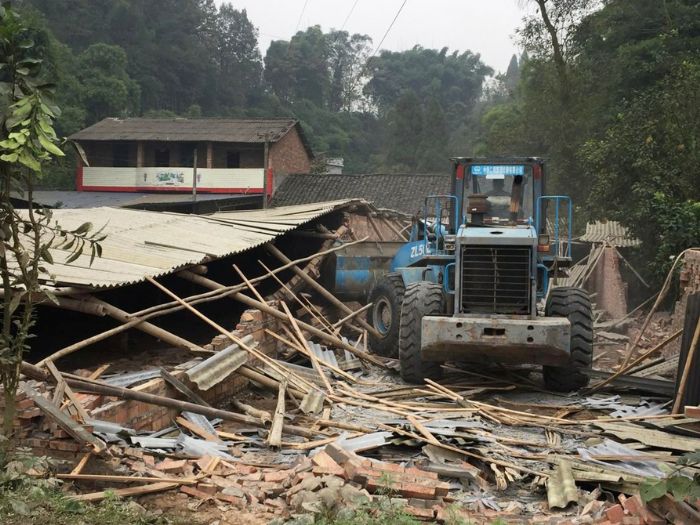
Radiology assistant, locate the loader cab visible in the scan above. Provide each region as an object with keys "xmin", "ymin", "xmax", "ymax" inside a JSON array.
[{"xmin": 452, "ymin": 159, "xmax": 540, "ymax": 229}]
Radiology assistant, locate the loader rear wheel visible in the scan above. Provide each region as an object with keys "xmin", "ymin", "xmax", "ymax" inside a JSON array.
[
  {"xmin": 543, "ymin": 287, "xmax": 593, "ymax": 392},
  {"xmin": 367, "ymin": 273, "xmax": 405, "ymax": 357},
  {"xmin": 399, "ymin": 282, "xmax": 444, "ymax": 383}
]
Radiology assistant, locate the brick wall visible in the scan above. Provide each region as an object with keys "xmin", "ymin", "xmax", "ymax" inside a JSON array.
[
  {"xmin": 3, "ymin": 305, "xmax": 284, "ymax": 461},
  {"xmin": 590, "ymin": 247, "xmax": 628, "ymax": 319},
  {"xmin": 269, "ymin": 127, "xmax": 311, "ymax": 176},
  {"xmin": 670, "ymin": 249, "xmax": 700, "ymax": 355}
]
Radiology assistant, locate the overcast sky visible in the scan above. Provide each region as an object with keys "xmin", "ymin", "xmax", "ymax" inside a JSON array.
[{"xmin": 219, "ymin": 1, "xmax": 529, "ymax": 73}]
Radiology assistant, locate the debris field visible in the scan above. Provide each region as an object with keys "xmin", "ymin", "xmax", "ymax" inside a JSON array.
[{"xmin": 3, "ymin": 210, "xmax": 700, "ymax": 525}]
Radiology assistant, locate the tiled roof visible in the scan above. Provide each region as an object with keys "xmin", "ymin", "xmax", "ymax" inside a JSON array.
[
  {"xmin": 70, "ymin": 118, "xmax": 298, "ymax": 144},
  {"xmin": 271, "ymin": 173, "xmax": 451, "ymax": 214}
]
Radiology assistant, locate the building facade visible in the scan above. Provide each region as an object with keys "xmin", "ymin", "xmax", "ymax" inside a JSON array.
[{"xmin": 70, "ymin": 118, "xmax": 314, "ymax": 198}]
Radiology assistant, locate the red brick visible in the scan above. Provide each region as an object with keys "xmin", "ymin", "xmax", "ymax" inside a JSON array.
[
  {"xmin": 155, "ymin": 459, "xmax": 187, "ymax": 473},
  {"xmin": 263, "ymin": 470, "xmax": 292, "ymax": 483},
  {"xmin": 196, "ymin": 483, "xmax": 217, "ymax": 495},
  {"xmin": 180, "ymin": 485, "xmax": 213, "ymax": 500},
  {"xmin": 216, "ymin": 492, "xmax": 245, "ymax": 506},
  {"xmin": 606, "ymin": 504, "xmax": 625, "ymax": 524}
]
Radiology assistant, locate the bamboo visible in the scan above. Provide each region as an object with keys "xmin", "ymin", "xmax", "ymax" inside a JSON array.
[
  {"xmin": 332, "ymin": 302, "xmax": 373, "ymax": 329},
  {"xmin": 177, "ymin": 270, "xmax": 388, "ymax": 368},
  {"xmin": 621, "ymin": 247, "xmax": 700, "ymax": 367},
  {"xmin": 266, "ymin": 243, "xmax": 382, "ymax": 339},
  {"xmin": 264, "ymin": 329, "xmax": 357, "ymax": 382},
  {"xmin": 59, "ymin": 474, "xmax": 197, "ymax": 484},
  {"xmin": 258, "ymin": 260, "xmax": 338, "ymax": 335},
  {"xmin": 588, "ymin": 329, "xmax": 682, "ymax": 393},
  {"xmin": 281, "ymin": 301, "xmax": 334, "ymax": 394},
  {"xmin": 145, "ymin": 275, "xmax": 315, "ymax": 395}
]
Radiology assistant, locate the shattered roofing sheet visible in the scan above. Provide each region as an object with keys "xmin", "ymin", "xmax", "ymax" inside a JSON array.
[
  {"xmin": 20, "ymin": 199, "xmax": 357, "ymax": 290},
  {"xmin": 579, "ymin": 221, "xmax": 640, "ymax": 247}
]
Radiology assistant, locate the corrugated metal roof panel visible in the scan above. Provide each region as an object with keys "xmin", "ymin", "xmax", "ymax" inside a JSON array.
[
  {"xmin": 580, "ymin": 221, "xmax": 640, "ymax": 247},
  {"xmin": 17, "ymin": 199, "xmax": 356, "ymax": 290},
  {"xmin": 185, "ymin": 337, "xmax": 252, "ymax": 391}
]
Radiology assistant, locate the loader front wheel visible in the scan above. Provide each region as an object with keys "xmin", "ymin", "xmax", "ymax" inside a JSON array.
[
  {"xmin": 543, "ymin": 287, "xmax": 593, "ymax": 392},
  {"xmin": 399, "ymin": 282, "xmax": 444, "ymax": 383},
  {"xmin": 367, "ymin": 273, "xmax": 405, "ymax": 357}
]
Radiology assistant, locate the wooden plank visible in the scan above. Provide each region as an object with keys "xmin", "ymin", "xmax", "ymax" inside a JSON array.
[
  {"xmin": 59, "ymin": 473, "xmax": 196, "ymax": 484},
  {"xmin": 88, "ymin": 363, "xmax": 111, "ymax": 381},
  {"xmin": 70, "ymin": 481, "xmax": 179, "ymax": 502},
  {"xmin": 70, "ymin": 452, "xmax": 92, "ymax": 475},
  {"xmin": 45, "ymin": 361, "xmax": 90, "ymax": 423},
  {"xmin": 594, "ymin": 421, "xmax": 700, "ymax": 452},
  {"xmin": 175, "ymin": 416, "xmax": 221, "ymax": 443},
  {"xmin": 268, "ymin": 379, "xmax": 287, "ymax": 448},
  {"xmin": 160, "ymin": 367, "xmax": 211, "ymax": 408},
  {"xmin": 21, "ymin": 384, "xmax": 104, "ymax": 452}
]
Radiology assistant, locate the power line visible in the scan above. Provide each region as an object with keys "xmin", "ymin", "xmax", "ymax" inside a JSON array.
[
  {"xmin": 370, "ymin": 0, "xmax": 408, "ymax": 57},
  {"xmin": 294, "ymin": 0, "xmax": 310, "ymax": 34},
  {"xmin": 340, "ymin": 0, "xmax": 360, "ymax": 31}
]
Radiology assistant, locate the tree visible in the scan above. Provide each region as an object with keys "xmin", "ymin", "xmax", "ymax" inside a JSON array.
[
  {"xmin": 418, "ymin": 97, "xmax": 448, "ymax": 171},
  {"xmin": 213, "ymin": 4, "xmax": 262, "ymax": 109},
  {"xmin": 75, "ymin": 43, "xmax": 140, "ymax": 122},
  {"xmin": 384, "ymin": 90, "xmax": 424, "ymax": 171},
  {"xmin": 326, "ymin": 30, "xmax": 371, "ymax": 111},
  {"xmin": 0, "ymin": 6, "xmax": 105, "ymax": 449}
]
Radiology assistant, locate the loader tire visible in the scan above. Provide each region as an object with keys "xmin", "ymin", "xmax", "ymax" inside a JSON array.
[
  {"xmin": 399, "ymin": 282, "xmax": 444, "ymax": 383},
  {"xmin": 543, "ymin": 287, "xmax": 593, "ymax": 392},
  {"xmin": 367, "ymin": 273, "xmax": 405, "ymax": 357}
]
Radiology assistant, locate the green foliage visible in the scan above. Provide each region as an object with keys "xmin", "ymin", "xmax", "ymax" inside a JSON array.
[
  {"xmin": 640, "ymin": 450, "xmax": 700, "ymax": 504},
  {"xmin": 481, "ymin": 0, "xmax": 700, "ymax": 283},
  {"xmin": 0, "ymin": 449, "xmax": 185, "ymax": 524},
  {"xmin": 0, "ymin": 5, "xmax": 106, "ymax": 446}
]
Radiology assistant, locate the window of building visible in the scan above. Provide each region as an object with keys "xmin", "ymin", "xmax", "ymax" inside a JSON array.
[
  {"xmin": 226, "ymin": 151, "xmax": 241, "ymax": 169},
  {"xmin": 112, "ymin": 143, "xmax": 130, "ymax": 167},
  {"xmin": 155, "ymin": 147, "xmax": 170, "ymax": 166},
  {"xmin": 180, "ymin": 146, "xmax": 194, "ymax": 167}
]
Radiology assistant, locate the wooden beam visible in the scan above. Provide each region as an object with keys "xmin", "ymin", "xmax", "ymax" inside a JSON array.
[
  {"xmin": 268, "ymin": 379, "xmax": 286, "ymax": 448},
  {"xmin": 175, "ymin": 416, "xmax": 221, "ymax": 443},
  {"xmin": 44, "ymin": 361, "xmax": 90, "ymax": 423},
  {"xmin": 21, "ymin": 383, "xmax": 105, "ymax": 452},
  {"xmin": 70, "ymin": 481, "xmax": 179, "ymax": 502},
  {"xmin": 673, "ymin": 319, "xmax": 700, "ymax": 414},
  {"xmin": 159, "ymin": 367, "xmax": 211, "ymax": 408}
]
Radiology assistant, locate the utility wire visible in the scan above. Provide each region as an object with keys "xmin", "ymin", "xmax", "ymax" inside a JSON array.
[
  {"xmin": 340, "ymin": 0, "xmax": 360, "ymax": 31},
  {"xmin": 294, "ymin": 0, "xmax": 310, "ymax": 34},
  {"xmin": 370, "ymin": 0, "xmax": 408, "ymax": 57}
]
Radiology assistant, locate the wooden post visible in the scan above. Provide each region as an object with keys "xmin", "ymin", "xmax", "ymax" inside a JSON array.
[
  {"xmin": 672, "ymin": 320, "xmax": 700, "ymax": 414},
  {"xmin": 266, "ymin": 243, "xmax": 382, "ymax": 339},
  {"xmin": 206, "ymin": 142, "xmax": 213, "ymax": 169},
  {"xmin": 263, "ymin": 138, "xmax": 270, "ymax": 209},
  {"xmin": 192, "ymin": 146, "xmax": 198, "ymax": 206},
  {"xmin": 136, "ymin": 141, "xmax": 144, "ymax": 168}
]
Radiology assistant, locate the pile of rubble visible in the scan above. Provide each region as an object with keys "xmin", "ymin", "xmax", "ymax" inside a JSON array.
[{"xmin": 3, "ymin": 228, "xmax": 700, "ymax": 524}]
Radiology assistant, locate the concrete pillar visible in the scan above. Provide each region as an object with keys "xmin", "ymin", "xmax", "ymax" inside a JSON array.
[{"xmin": 136, "ymin": 142, "xmax": 144, "ymax": 168}]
